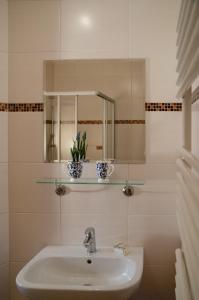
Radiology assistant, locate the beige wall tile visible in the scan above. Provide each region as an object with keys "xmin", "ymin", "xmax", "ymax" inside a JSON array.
[
  {"xmin": 0, "ymin": 263, "xmax": 9, "ymax": 300},
  {"xmin": 142, "ymin": 180, "xmax": 177, "ymax": 193},
  {"xmin": 61, "ymin": 187, "xmax": 127, "ymax": 215},
  {"xmin": 128, "ymin": 190, "xmax": 176, "ymax": 215},
  {"xmin": 145, "ymin": 164, "xmax": 177, "ymax": 181},
  {"xmin": 0, "ymin": 0, "xmax": 8, "ymax": 52},
  {"xmin": 130, "ymin": 0, "xmax": 180, "ymax": 100},
  {"xmin": 0, "ymin": 164, "xmax": 8, "ymax": 213},
  {"xmin": 9, "ymin": 112, "xmax": 43, "ymax": 163},
  {"xmin": 10, "ymin": 213, "xmax": 61, "ymax": 261},
  {"xmin": 128, "ymin": 215, "xmax": 179, "ymax": 235},
  {"xmin": 9, "ymin": 163, "xmax": 60, "ymax": 213},
  {"xmin": 61, "ymin": 213, "xmax": 127, "ymax": 246},
  {"xmin": 60, "ymin": 50, "xmax": 126, "ymax": 59},
  {"xmin": 9, "ymin": 52, "xmax": 59, "ymax": 102},
  {"xmin": 0, "ymin": 54, "xmax": 8, "ymax": 100},
  {"xmin": 61, "ymin": 0, "xmax": 129, "ymax": 56},
  {"xmin": 0, "ymin": 112, "xmax": 8, "ymax": 162},
  {"xmin": 0, "ymin": 213, "xmax": 9, "ymax": 265},
  {"xmin": 129, "ymin": 230, "xmax": 180, "ymax": 265},
  {"xmin": 128, "ymin": 215, "xmax": 180, "ymax": 265},
  {"xmin": 145, "ymin": 112, "xmax": 182, "ymax": 163},
  {"xmin": 128, "ymin": 163, "xmax": 177, "ymax": 181},
  {"xmin": 9, "ymin": 0, "xmax": 60, "ymax": 52},
  {"xmin": 61, "ymin": 189, "xmax": 106, "ymax": 214}
]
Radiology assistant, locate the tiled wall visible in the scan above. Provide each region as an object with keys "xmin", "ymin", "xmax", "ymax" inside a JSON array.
[
  {"xmin": 8, "ymin": 1, "xmax": 181, "ymax": 300},
  {"xmin": 0, "ymin": 0, "xmax": 9, "ymax": 299}
]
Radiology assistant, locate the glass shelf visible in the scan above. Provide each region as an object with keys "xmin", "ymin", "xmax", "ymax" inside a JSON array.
[{"xmin": 36, "ymin": 178, "xmax": 144, "ymax": 186}]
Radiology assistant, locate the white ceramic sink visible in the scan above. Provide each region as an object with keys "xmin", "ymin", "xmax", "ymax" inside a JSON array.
[{"xmin": 16, "ymin": 246, "xmax": 143, "ymax": 300}]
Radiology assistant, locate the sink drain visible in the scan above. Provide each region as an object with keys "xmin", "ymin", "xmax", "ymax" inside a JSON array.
[{"xmin": 86, "ymin": 259, "xmax": 92, "ymax": 264}]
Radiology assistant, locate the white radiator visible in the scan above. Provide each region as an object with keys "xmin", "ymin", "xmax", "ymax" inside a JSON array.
[
  {"xmin": 175, "ymin": 148, "xmax": 199, "ymax": 300},
  {"xmin": 176, "ymin": 0, "xmax": 199, "ymax": 297},
  {"xmin": 176, "ymin": 0, "xmax": 199, "ymax": 98}
]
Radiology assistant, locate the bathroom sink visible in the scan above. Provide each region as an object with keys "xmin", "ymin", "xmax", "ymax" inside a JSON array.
[{"xmin": 16, "ymin": 246, "xmax": 143, "ymax": 300}]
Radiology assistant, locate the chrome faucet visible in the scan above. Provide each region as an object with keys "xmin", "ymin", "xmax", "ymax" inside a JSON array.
[{"xmin": 83, "ymin": 227, "xmax": 96, "ymax": 254}]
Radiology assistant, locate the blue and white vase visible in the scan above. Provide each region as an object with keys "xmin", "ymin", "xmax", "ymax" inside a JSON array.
[
  {"xmin": 96, "ymin": 161, "xmax": 114, "ymax": 182},
  {"xmin": 66, "ymin": 161, "xmax": 83, "ymax": 180}
]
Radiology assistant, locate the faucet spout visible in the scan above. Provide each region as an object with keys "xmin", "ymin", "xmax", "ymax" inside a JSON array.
[
  {"xmin": 83, "ymin": 227, "xmax": 96, "ymax": 254},
  {"xmin": 83, "ymin": 232, "xmax": 91, "ymax": 246}
]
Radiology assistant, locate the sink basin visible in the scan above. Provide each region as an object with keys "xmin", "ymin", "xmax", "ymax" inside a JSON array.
[{"xmin": 16, "ymin": 246, "xmax": 143, "ymax": 300}]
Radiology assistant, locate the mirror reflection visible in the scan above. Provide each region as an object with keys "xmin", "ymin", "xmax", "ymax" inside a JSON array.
[
  {"xmin": 44, "ymin": 91, "xmax": 115, "ymax": 161},
  {"xmin": 44, "ymin": 59, "xmax": 146, "ymax": 163}
]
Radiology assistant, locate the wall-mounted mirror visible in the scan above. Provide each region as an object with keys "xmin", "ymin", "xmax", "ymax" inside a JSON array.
[{"xmin": 44, "ymin": 59, "xmax": 146, "ymax": 163}]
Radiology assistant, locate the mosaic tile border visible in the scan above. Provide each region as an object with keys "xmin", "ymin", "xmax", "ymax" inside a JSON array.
[
  {"xmin": 145, "ymin": 102, "xmax": 182, "ymax": 111},
  {"xmin": 78, "ymin": 120, "xmax": 103, "ymax": 125},
  {"xmin": 115, "ymin": 120, "xmax": 145, "ymax": 124},
  {"xmin": 0, "ymin": 103, "xmax": 43, "ymax": 112},
  {"xmin": 0, "ymin": 103, "xmax": 8, "ymax": 112},
  {"xmin": 78, "ymin": 120, "xmax": 145, "ymax": 124},
  {"xmin": 8, "ymin": 103, "xmax": 43, "ymax": 112},
  {"xmin": 45, "ymin": 120, "xmax": 145, "ymax": 125},
  {"xmin": 0, "ymin": 102, "xmax": 182, "ymax": 112}
]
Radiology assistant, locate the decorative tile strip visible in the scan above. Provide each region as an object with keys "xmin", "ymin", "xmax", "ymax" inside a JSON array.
[
  {"xmin": 145, "ymin": 102, "xmax": 182, "ymax": 111},
  {"xmin": 192, "ymin": 87, "xmax": 199, "ymax": 104},
  {"xmin": 46, "ymin": 120, "xmax": 56, "ymax": 124},
  {"xmin": 8, "ymin": 103, "xmax": 44, "ymax": 112},
  {"xmin": 46, "ymin": 120, "xmax": 75, "ymax": 125},
  {"xmin": 115, "ymin": 120, "xmax": 145, "ymax": 124},
  {"xmin": 0, "ymin": 103, "xmax": 8, "ymax": 112},
  {"xmin": 78, "ymin": 120, "xmax": 103, "ymax": 124},
  {"xmin": 0, "ymin": 102, "xmax": 182, "ymax": 112},
  {"xmin": 96, "ymin": 145, "xmax": 103, "ymax": 150},
  {"xmin": 46, "ymin": 119, "xmax": 145, "ymax": 125},
  {"xmin": 77, "ymin": 120, "xmax": 145, "ymax": 124}
]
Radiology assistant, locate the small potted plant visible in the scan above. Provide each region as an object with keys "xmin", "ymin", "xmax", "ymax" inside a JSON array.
[{"xmin": 67, "ymin": 131, "xmax": 88, "ymax": 180}]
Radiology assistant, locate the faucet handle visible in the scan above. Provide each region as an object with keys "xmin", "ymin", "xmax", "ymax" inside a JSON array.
[
  {"xmin": 114, "ymin": 242, "xmax": 129, "ymax": 256},
  {"xmin": 113, "ymin": 242, "xmax": 124, "ymax": 248},
  {"xmin": 114, "ymin": 241, "xmax": 126, "ymax": 248}
]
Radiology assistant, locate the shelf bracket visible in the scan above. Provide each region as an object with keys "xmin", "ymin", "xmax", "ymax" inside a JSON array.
[
  {"xmin": 55, "ymin": 183, "xmax": 67, "ymax": 196},
  {"xmin": 122, "ymin": 183, "xmax": 134, "ymax": 197}
]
